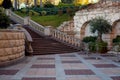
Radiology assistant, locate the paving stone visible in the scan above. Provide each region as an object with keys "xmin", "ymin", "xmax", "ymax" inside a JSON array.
[
  {"xmin": 37, "ymin": 58, "xmax": 55, "ymax": 60},
  {"xmin": 22, "ymin": 77, "xmax": 56, "ymax": 80},
  {"xmin": 31, "ymin": 64, "xmax": 55, "ymax": 68},
  {"xmin": 93, "ymin": 64, "xmax": 118, "ymax": 68},
  {"xmin": 62, "ymin": 61, "xmax": 82, "ymax": 63},
  {"xmin": 65, "ymin": 69, "xmax": 95, "ymax": 75},
  {"xmin": 0, "ymin": 70, "xmax": 19, "ymax": 75},
  {"xmin": 60, "ymin": 55, "xmax": 76, "ymax": 57},
  {"xmin": 84, "ymin": 57, "xmax": 101, "ymax": 60},
  {"xmin": 111, "ymin": 76, "xmax": 120, "ymax": 80}
]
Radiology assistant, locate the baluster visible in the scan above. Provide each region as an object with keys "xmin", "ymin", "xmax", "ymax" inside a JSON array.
[
  {"xmin": 63, "ymin": 34, "xmax": 65, "ymax": 42},
  {"xmin": 54, "ymin": 30, "xmax": 56, "ymax": 38},
  {"xmin": 67, "ymin": 36, "xmax": 70, "ymax": 43},
  {"xmin": 69, "ymin": 37, "xmax": 72, "ymax": 44},
  {"xmin": 71, "ymin": 38, "xmax": 74, "ymax": 45},
  {"xmin": 58, "ymin": 31, "xmax": 60, "ymax": 39},
  {"xmin": 55, "ymin": 31, "xmax": 57, "ymax": 38},
  {"xmin": 59, "ymin": 32, "xmax": 62, "ymax": 40}
]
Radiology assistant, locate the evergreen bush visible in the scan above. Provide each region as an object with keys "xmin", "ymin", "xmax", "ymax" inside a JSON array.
[
  {"xmin": 89, "ymin": 41, "xmax": 107, "ymax": 53},
  {"xmin": 0, "ymin": 11, "xmax": 10, "ymax": 29},
  {"xmin": 113, "ymin": 35, "xmax": 120, "ymax": 44},
  {"xmin": 82, "ymin": 36, "xmax": 97, "ymax": 43}
]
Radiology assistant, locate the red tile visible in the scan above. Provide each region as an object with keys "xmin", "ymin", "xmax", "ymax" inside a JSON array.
[
  {"xmin": 60, "ymin": 55, "xmax": 76, "ymax": 57},
  {"xmin": 62, "ymin": 61, "xmax": 82, "ymax": 63},
  {"xmin": 0, "ymin": 70, "xmax": 19, "ymax": 75},
  {"xmin": 111, "ymin": 76, "xmax": 120, "ymax": 80},
  {"xmin": 31, "ymin": 64, "xmax": 55, "ymax": 68},
  {"xmin": 84, "ymin": 57, "xmax": 101, "ymax": 60},
  {"xmin": 101, "ymin": 54, "xmax": 115, "ymax": 57},
  {"xmin": 22, "ymin": 77, "xmax": 56, "ymax": 80},
  {"xmin": 93, "ymin": 64, "xmax": 118, "ymax": 68},
  {"xmin": 37, "ymin": 58, "xmax": 55, "ymax": 60},
  {"xmin": 65, "ymin": 69, "xmax": 95, "ymax": 75}
]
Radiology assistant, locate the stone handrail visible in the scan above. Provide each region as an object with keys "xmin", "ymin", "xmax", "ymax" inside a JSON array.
[
  {"xmin": 29, "ymin": 20, "xmax": 45, "ymax": 34},
  {"xmin": 9, "ymin": 10, "xmax": 24, "ymax": 24},
  {"xmin": 51, "ymin": 29, "xmax": 81, "ymax": 49},
  {"xmin": 8, "ymin": 10, "xmax": 82, "ymax": 50}
]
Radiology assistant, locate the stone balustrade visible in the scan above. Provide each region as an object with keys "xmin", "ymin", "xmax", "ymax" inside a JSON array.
[
  {"xmin": 0, "ymin": 30, "xmax": 25, "ymax": 67},
  {"xmin": 8, "ymin": 10, "xmax": 82, "ymax": 50}
]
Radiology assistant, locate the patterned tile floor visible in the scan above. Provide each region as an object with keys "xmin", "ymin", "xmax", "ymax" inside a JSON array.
[{"xmin": 0, "ymin": 52, "xmax": 120, "ymax": 80}]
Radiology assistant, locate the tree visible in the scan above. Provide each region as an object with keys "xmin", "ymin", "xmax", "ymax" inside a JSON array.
[
  {"xmin": 61, "ymin": 0, "xmax": 73, "ymax": 4},
  {"xmin": 2, "ymin": 0, "xmax": 12, "ymax": 9},
  {"xmin": 34, "ymin": 0, "xmax": 37, "ymax": 7},
  {"xmin": 0, "ymin": 11, "xmax": 10, "ymax": 29},
  {"xmin": 89, "ymin": 17, "xmax": 112, "ymax": 42},
  {"xmin": 40, "ymin": 0, "xmax": 43, "ymax": 7}
]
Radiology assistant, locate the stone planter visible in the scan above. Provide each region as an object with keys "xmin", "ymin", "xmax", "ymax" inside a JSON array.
[{"xmin": 0, "ymin": 29, "xmax": 25, "ymax": 67}]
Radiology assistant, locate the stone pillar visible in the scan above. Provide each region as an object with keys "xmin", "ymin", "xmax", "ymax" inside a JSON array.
[
  {"xmin": 24, "ymin": 17, "xmax": 30, "ymax": 25},
  {"xmin": 44, "ymin": 26, "xmax": 51, "ymax": 36}
]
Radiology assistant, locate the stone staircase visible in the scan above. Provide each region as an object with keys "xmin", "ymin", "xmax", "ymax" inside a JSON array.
[{"xmin": 25, "ymin": 27, "xmax": 79, "ymax": 55}]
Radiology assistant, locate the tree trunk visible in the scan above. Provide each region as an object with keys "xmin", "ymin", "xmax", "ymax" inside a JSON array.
[
  {"xmin": 18, "ymin": 0, "xmax": 19, "ymax": 9},
  {"xmin": 34, "ymin": 0, "xmax": 37, "ymax": 7},
  {"xmin": 40, "ymin": 0, "xmax": 43, "ymax": 8},
  {"xmin": 97, "ymin": 32, "xmax": 102, "ymax": 42},
  {"xmin": 14, "ymin": 0, "xmax": 17, "ymax": 10}
]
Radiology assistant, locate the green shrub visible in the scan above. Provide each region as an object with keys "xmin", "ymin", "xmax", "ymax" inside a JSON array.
[
  {"xmin": 57, "ymin": 2, "xmax": 74, "ymax": 8},
  {"xmin": 0, "ymin": 11, "xmax": 10, "ymax": 29},
  {"xmin": 41, "ymin": 11, "xmax": 47, "ymax": 16},
  {"xmin": 58, "ymin": 9, "xmax": 63, "ymax": 16},
  {"xmin": 21, "ymin": 8, "xmax": 27, "ymax": 13},
  {"xmin": 0, "ymin": 7, "xmax": 4, "ymax": 13},
  {"xmin": 66, "ymin": 7, "xmax": 72, "ymax": 14},
  {"xmin": 113, "ymin": 35, "xmax": 120, "ymax": 44},
  {"xmin": 44, "ymin": 1, "xmax": 55, "ymax": 8},
  {"xmin": 89, "ymin": 41, "xmax": 107, "ymax": 53},
  {"xmin": 89, "ymin": 42, "xmax": 96, "ymax": 52},
  {"xmin": 29, "ymin": 10, "xmax": 34, "ymax": 16},
  {"xmin": 33, "ymin": 11, "xmax": 39, "ymax": 16},
  {"xmin": 82, "ymin": 36, "xmax": 97, "ymax": 43}
]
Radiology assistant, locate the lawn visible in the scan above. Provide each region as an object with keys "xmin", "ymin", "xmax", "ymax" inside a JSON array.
[{"xmin": 15, "ymin": 11, "xmax": 73, "ymax": 28}]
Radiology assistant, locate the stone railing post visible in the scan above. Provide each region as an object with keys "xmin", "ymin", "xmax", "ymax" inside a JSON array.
[
  {"xmin": 24, "ymin": 17, "xmax": 30, "ymax": 25},
  {"xmin": 44, "ymin": 26, "xmax": 51, "ymax": 36}
]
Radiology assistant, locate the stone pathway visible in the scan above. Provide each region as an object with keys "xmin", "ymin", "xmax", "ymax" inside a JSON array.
[{"xmin": 0, "ymin": 52, "xmax": 120, "ymax": 80}]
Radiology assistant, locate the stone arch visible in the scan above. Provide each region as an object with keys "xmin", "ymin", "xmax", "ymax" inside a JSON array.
[
  {"xmin": 111, "ymin": 19, "xmax": 120, "ymax": 39},
  {"xmin": 80, "ymin": 21, "xmax": 90, "ymax": 40},
  {"xmin": 102, "ymin": 19, "xmax": 120, "ymax": 47}
]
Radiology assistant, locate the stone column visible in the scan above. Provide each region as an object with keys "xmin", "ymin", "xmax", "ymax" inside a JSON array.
[
  {"xmin": 44, "ymin": 26, "xmax": 51, "ymax": 36},
  {"xmin": 24, "ymin": 17, "xmax": 30, "ymax": 25}
]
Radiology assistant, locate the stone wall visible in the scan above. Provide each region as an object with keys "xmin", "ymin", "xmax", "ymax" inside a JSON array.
[
  {"xmin": 0, "ymin": 30, "xmax": 25, "ymax": 67},
  {"xmin": 74, "ymin": 3, "xmax": 120, "ymax": 47},
  {"xmin": 57, "ymin": 20, "xmax": 75, "ymax": 36}
]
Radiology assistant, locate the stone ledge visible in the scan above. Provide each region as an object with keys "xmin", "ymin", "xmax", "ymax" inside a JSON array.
[{"xmin": 0, "ymin": 56, "xmax": 26, "ymax": 68}]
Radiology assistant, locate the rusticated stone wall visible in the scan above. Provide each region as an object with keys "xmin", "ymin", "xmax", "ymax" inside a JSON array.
[{"xmin": 0, "ymin": 30, "xmax": 25, "ymax": 66}]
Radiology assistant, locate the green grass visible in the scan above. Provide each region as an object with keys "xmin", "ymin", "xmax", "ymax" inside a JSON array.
[
  {"xmin": 15, "ymin": 11, "xmax": 73, "ymax": 28},
  {"xmin": 31, "ymin": 15, "xmax": 72, "ymax": 28}
]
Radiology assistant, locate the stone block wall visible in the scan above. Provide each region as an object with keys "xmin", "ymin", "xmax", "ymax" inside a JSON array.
[{"xmin": 0, "ymin": 30, "xmax": 25, "ymax": 66}]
